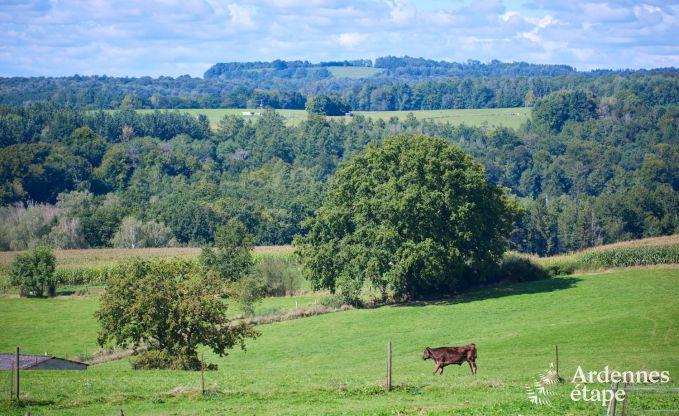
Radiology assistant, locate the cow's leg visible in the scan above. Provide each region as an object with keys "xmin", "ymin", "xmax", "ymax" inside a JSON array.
[
  {"xmin": 468, "ymin": 360, "xmax": 477, "ymax": 375},
  {"xmin": 439, "ymin": 364, "xmax": 445, "ymax": 375},
  {"xmin": 432, "ymin": 363, "xmax": 441, "ymax": 375}
]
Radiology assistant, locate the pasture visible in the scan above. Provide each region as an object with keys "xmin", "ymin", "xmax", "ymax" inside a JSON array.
[
  {"xmin": 326, "ymin": 66, "xmax": 383, "ymax": 78},
  {"xmin": 136, "ymin": 107, "xmax": 530, "ymax": 129},
  {"xmin": 1, "ymin": 267, "xmax": 678, "ymax": 415},
  {"xmin": 353, "ymin": 107, "xmax": 530, "ymax": 130}
]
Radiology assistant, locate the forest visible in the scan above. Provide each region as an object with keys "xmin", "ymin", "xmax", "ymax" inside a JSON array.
[
  {"xmin": 1, "ymin": 57, "xmax": 678, "ymax": 111},
  {"xmin": 1, "ymin": 77, "xmax": 677, "ymax": 255}
]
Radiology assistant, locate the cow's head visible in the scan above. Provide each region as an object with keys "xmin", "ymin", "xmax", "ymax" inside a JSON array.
[{"xmin": 422, "ymin": 347, "xmax": 431, "ymax": 360}]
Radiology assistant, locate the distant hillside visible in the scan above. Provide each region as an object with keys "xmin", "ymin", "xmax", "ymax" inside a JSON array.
[{"xmin": 1, "ymin": 57, "xmax": 677, "ymax": 111}]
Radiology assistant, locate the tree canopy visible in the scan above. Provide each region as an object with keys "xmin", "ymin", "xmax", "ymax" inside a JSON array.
[
  {"xmin": 295, "ymin": 134, "xmax": 521, "ymax": 302},
  {"xmin": 95, "ymin": 258, "xmax": 258, "ymax": 370}
]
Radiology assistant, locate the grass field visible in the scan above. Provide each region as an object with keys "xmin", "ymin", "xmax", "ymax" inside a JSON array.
[
  {"xmin": 354, "ymin": 107, "xmax": 530, "ymax": 130},
  {"xmin": 326, "ymin": 66, "xmax": 383, "ymax": 78},
  {"xmin": 1, "ymin": 268, "xmax": 678, "ymax": 415},
  {"xmin": 135, "ymin": 107, "xmax": 530, "ymax": 129}
]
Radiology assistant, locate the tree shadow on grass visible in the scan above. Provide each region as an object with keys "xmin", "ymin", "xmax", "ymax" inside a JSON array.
[{"xmin": 394, "ymin": 276, "xmax": 582, "ymax": 308}]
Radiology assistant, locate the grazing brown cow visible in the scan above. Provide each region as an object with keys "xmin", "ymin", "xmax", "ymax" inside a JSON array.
[{"xmin": 422, "ymin": 344, "xmax": 477, "ymax": 375}]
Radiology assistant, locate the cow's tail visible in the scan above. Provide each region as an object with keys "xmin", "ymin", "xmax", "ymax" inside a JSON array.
[{"xmin": 470, "ymin": 343, "xmax": 477, "ymax": 359}]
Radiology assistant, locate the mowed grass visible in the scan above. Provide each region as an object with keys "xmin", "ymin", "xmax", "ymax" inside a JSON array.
[
  {"xmin": 1, "ymin": 268, "xmax": 678, "ymax": 415},
  {"xmin": 135, "ymin": 107, "xmax": 530, "ymax": 129}
]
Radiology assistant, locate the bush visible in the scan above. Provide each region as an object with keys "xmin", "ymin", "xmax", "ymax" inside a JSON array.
[
  {"xmin": 228, "ymin": 276, "xmax": 266, "ymax": 317},
  {"xmin": 544, "ymin": 261, "xmax": 579, "ymax": 276},
  {"xmin": 255, "ymin": 256, "xmax": 304, "ymax": 296},
  {"xmin": 494, "ymin": 253, "xmax": 549, "ymax": 283},
  {"xmin": 132, "ymin": 350, "xmax": 214, "ymax": 371},
  {"xmin": 9, "ymin": 246, "xmax": 57, "ymax": 297},
  {"xmin": 319, "ymin": 293, "xmax": 351, "ymax": 309}
]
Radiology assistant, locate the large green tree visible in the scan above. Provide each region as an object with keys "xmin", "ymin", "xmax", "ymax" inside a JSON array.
[
  {"xmin": 96, "ymin": 258, "xmax": 257, "ymax": 370},
  {"xmin": 296, "ymin": 134, "xmax": 521, "ymax": 302}
]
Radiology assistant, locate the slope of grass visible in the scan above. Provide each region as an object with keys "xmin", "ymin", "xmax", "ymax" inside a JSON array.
[
  {"xmin": 326, "ymin": 66, "xmax": 383, "ymax": 78},
  {"xmin": 353, "ymin": 107, "xmax": 530, "ymax": 130},
  {"xmin": 1, "ymin": 268, "xmax": 677, "ymax": 415},
  {"xmin": 134, "ymin": 107, "xmax": 530, "ymax": 129}
]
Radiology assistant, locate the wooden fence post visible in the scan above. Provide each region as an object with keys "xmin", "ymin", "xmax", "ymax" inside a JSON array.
[
  {"xmin": 621, "ymin": 381, "xmax": 629, "ymax": 416},
  {"xmin": 386, "ymin": 341, "xmax": 392, "ymax": 391},
  {"xmin": 608, "ymin": 382, "xmax": 619, "ymax": 416},
  {"xmin": 15, "ymin": 346, "xmax": 19, "ymax": 401},
  {"xmin": 201, "ymin": 352, "xmax": 205, "ymax": 395},
  {"xmin": 8, "ymin": 362, "xmax": 13, "ymax": 401}
]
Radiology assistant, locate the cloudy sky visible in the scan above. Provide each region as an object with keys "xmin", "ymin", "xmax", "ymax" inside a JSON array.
[{"xmin": 1, "ymin": 0, "xmax": 678, "ymax": 77}]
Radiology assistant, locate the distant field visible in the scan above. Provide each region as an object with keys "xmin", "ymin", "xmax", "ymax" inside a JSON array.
[
  {"xmin": 353, "ymin": 107, "xmax": 529, "ymax": 130},
  {"xmin": 136, "ymin": 108, "xmax": 308, "ymax": 128},
  {"xmin": 1, "ymin": 268, "xmax": 677, "ymax": 415},
  {"xmin": 0, "ymin": 245, "xmax": 293, "ymax": 272},
  {"xmin": 137, "ymin": 107, "xmax": 530, "ymax": 129},
  {"xmin": 326, "ymin": 66, "xmax": 383, "ymax": 78},
  {"xmin": 534, "ymin": 234, "xmax": 679, "ymax": 273}
]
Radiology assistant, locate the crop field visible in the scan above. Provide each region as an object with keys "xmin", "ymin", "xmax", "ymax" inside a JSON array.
[
  {"xmin": 0, "ymin": 245, "xmax": 292, "ymax": 272},
  {"xmin": 136, "ymin": 107, "xmax": 530, "ymax": 129},
  {"xmin": 326, "ymin": 66, "xmax": 383, "ymax": 78},
  {"xmin": 1, "ymin": 267, "xmax": 678, "ymax": 415}
]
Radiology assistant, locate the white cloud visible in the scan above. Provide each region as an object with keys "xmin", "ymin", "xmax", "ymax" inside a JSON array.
[
  {"xmin": 228, "ymin": 3, "xmax": 257, "ymax": 29},
  {"xmin": 337, "ymin": 32, "xmax": 366, "ymax": 47}
]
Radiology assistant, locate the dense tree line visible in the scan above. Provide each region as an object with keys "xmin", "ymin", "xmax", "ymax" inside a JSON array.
[
  {"xmin": 0, "ymin": 84, "xmax": 677, "ymax": 253},
  {"xmin": 2, "ymin": 57, "xmax": 677, "ymax": 112}
]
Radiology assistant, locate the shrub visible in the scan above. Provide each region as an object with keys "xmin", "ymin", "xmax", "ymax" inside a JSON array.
[
  {"xmin": 319, "ymin": 294, "xmax": 350, "ymax": 309},
  {"xmin": 228, "ymin": 276, "xmax": 266, "ymax": 317},
  {"xmin": 544, "ymin": 261, "xmax": 579, "ymax": 276},
  {"xmin": 255, "ymin": 256, "xmax": 304, "ymax": 296},
  {"xmin": 132, "ymin": 350, "xmax": 213, "ymax": 371},
  {"xmin": 9, "ymin": 246, "xmax": 57, "ymax": 297},
  {"xmin": 494, "ymin": 253, "xmax": 549, "ymax": 283}
]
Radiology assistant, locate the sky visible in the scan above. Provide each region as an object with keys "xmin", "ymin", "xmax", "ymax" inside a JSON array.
[{"xmin": 1, "ymin": 0, "xmax": 678, "ymax": 77}]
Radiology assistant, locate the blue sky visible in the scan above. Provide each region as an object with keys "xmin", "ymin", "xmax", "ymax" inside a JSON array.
[{"xmin": 1, "ymin": 0, "xmax": 678, "ymax": 77}]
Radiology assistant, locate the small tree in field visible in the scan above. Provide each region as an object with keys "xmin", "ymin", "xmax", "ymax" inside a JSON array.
[
  {"xmin": 9, "ymin": 246, "xmax": 57, "ymax": 297},
  {"xmin": 95, "ymin": 258, "xmax": 257, "ymax": 370},
  {"xmin": 200, "ymin": 218, "xmax": 254, "ymax": 281},
  {"xmin": 295, "ymin": 134, "xmax": 521, "ymax": 303}
]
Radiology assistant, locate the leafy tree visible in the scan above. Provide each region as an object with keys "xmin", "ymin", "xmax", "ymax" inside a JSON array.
[
  {"xmin": 305, "ymin": 95, "xmax": 350, "ymax": 116},
  {"xmin": 532, "ymin": 90, "xmax": 597, "ymax": 132},
  {"xmin": 65, "ymin": 127, "xmax": 107, "ymax": 165},
  {"xmin": 9, "ymin": 246, "xmax": 57, "ymax": 297},
  {"xmin": 200, "ymin": 218, "xmax": 254, "ymax": 281},
  {"xmin": 296, "ymin": 134, "xmax": 521, "ymax": 302},
  {"xmin": 95, "ymin": 258, "xmax": 258, "ymax": 370},
  {"xmin": 111, "ymin": 217, "xmax": 145, "ymax": 248}
]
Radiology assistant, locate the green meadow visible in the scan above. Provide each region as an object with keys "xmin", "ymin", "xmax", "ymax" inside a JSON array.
[
  {"xmin": 1, "ymin": 267, "xmax": 678, "ymax": 415},
  {"xmin": 136, "ymin": 107, "xmax": 530, "ymax": 129},
  {"xmin": 326, "ymin": 66, "xmax": 383, "ymax": 78}
]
